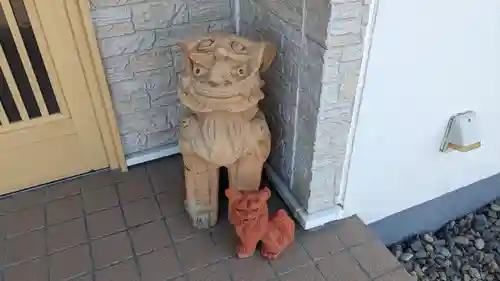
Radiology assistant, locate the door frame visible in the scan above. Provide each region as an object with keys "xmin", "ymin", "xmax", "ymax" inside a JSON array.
[{"xmin": 63, "ymin": 0, "xmax": 127, "ymax": 171}]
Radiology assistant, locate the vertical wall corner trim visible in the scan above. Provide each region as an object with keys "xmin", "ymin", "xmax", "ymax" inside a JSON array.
[
  {"xmin": 337, "ymin": 0, "xmax": 380, "ymax": 205},
  {"xmin": 234, "ymin": 0, "xmax": 240, "ymax": 34}
]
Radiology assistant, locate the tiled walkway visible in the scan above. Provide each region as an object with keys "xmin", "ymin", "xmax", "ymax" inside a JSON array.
[{"xmin": 0, "ymin": 155, "xmax": 414, "ymax": 281}]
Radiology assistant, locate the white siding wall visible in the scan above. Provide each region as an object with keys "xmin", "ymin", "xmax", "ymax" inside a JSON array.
[{"xmin": 344, "ymin": 0, "xmax": 500, "ymax": 223}]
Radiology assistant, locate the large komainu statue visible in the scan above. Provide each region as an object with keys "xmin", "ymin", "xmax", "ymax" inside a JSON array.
[{"xmin": 177, "ymin": 33, "xmax": 276, "ymax": 229}]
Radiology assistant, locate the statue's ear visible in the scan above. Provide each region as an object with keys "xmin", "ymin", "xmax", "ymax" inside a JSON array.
[
  {"xmin": 225, "ymin": 188, "xmax": 233, "ymax": 199},
  {"xmin": 177, "ymin": 39, "xmax": 200, "ymax": 72},
  {"xmin": 259, "ymin": 186, "xmax": 271, "ymax": 201},
  {"xmin": 226, "ymin": 188, "xmax": 242, "ymax": 200},
  {"xmin": 177, "ymin": 38, "xmax": 198, "ymax": 54},
  {"xmin": 259, "ymin": 42, "xmax": 276, "ymax": 73}
]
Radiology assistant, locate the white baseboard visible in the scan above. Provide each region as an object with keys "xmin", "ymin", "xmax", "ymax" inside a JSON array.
[
  {"xmin": 264, "ymin": 163, "xmax": 344, "ymax": 230},
  {"xmin": 126, "ymin": 143, "xmax": 180, "ymax": 167}
]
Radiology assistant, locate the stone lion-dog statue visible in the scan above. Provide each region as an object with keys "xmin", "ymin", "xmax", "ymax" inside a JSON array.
[{"xmin": 177, "ymin": 33, "xmax": 276, "ymax": 229}]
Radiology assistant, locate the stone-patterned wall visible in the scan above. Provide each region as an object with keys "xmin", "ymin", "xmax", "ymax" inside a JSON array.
[
  {"xmin": 239, "ymin": 0, "xmax": 302, "ymax": 192},
  {"xmin": 240, "ymin": 0, "xmax": 370, "ymax": 213},
  {"xmin": 306, "ymin": 0, "xmax": 371, "ymax": 212},
  {"xmin": 89, "ymin": 0, "xmax": 369, "ymax": 215},
  {"xmin": 90, "ymin": 0, "xmax": 234, "ymax": 155}
]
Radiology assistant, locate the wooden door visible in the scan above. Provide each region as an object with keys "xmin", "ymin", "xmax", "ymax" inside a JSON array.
[{"xmin": 0, "ymin": 0, "xmax": 109, "ymax": 193}]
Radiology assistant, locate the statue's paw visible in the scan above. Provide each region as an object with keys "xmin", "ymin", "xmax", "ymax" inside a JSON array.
[
  {"xmin": 236, "ymin": 244, "xmax": 255, "ymax": 259},
  {"xmin": 185, "ymin": 206, "xmax": 218, "ymax": 230}
]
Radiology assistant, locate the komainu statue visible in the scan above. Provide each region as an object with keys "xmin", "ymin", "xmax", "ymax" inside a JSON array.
[
  {"xmin": 225, "ymin": 187, "xmax": 295, "ymax": 259},
  {"xmin": 177, "ymin": 33, "xmax": 276, "ymax": 229}
]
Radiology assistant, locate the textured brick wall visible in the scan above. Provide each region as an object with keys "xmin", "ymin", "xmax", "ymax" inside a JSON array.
[
  {"xmin": 307, "ymin": 0, "xmax": 370, "ymax": 212},
  {"xmin": 89, "ymin": 0, "xmax": 370, "ymax": 214},
  {"xmin": 90, "ymin": 0, "xmax": 234, "ymax": 155},
  {"xmin": 240, "ymin": 0, "xmax": 370, "ymax": 213}
]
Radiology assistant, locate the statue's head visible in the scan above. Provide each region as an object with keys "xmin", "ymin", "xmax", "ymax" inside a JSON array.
[
  {"xmin": 177, "ymin": 33, "xmax": 276, "ymax": 112},
  {"xmin": 225, "ymin": 187, "xmax": 270, "ymax": 225}
]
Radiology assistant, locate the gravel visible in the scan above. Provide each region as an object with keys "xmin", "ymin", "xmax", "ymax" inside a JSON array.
[{"xmin": 389, "ymin": 199, "xmax": 500, "ymax": 281}]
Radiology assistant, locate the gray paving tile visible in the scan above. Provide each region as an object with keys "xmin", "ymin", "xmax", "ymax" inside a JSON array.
[
  {"xmin": 175, "ymin": 233, "xmax": 222, "ymax": 271},
  {"xmin": 139, "ymin": 247, "xmax": 182, "ymax": 281},
  {"xmin": 5, "ymin": 229, "xmax": 45, "ymax": 265},
  {"xmin": 82, "ymin": 184, "xmax": 119, "ymax": 214},
  {"xmin": 95, "ymin": 259, "xmax": 139, "ymax": 281},
  {"xmin": 350, "ymin": 240, "xmax": 401, "ymax": 279},
  {"xmin": 47, "ymin": 218, "xmax": 87, "ymax": 253},
  {"xmin": 129, "ymin": 220, "xmax": 172, "ymax": 255},
  {"xmin": 0, "ymin": 156, "xmax": 400, "ymax": 281},
  {"xmin": 49, "ymin": 244, "xmax": 91, "ymax": 280},
  {"xmin": 300, "ymin": 226, "xmax": 345, "ymax": 260},
  {"xmin": 269, "ymin": 243, "xmax": 312, "ymax": 275},
  {"xmin": 227, "ymin": 255, "xmax": 276, "ymax": 281},
  {"xmin": 280, "ymin": 264, "xmax": 326, "ymax": 281},
  {"xmin": 4, "ymin": 257, "xmax": 48, "ymax": 281},
  {"xmin": 5, "ymin": 206, "xmax": 44, "ymax": 236},
  {"xmin": 86, "ymin": 207, "xmax": 126, "ymax": 239},
  {"xmin": 316, "ymin": 250, "xmax": 370, "ymax": 281},
  {"xmin": 46, "ymin": 195, "xmax": 83, "ymax": 225},
  {"xmin": 122, "ymin": 197, "xmax": 161, "ymax": 227},
  {"xmin": 336, "ymin": 216, "xmax": 375, "ymax": 247},
  {"xmin": 188, "ymin": 263, "xmax": 231, "ymax": 281},
  {"xmin": 91, "ymin": 232, "xmax": 133, "ymax": 269}
]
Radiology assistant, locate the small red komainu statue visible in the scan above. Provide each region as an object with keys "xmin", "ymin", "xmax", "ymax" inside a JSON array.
[{"xmin": 225, "ymin": 187, "xmax": 295, "ymax": 259}]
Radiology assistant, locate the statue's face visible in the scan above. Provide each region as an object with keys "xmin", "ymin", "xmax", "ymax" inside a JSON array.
[
  {"xmin": 189, "ymin": 37, "xmax": 253, "ymax": 87},
  {"xmin": 179, "ymin": 33, "xmax": 276, "ymax": 98}
]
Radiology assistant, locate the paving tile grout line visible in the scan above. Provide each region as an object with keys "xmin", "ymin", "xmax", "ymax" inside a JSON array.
[
  {"xmin": 0, "ymin": 160, "xmax": 379, "ymax": 281},
  {"xmin": 147, "ymin": 163, "xmax": 193, "ymax": 281},
  {"xmin": 344, "ymin": 247, "xmax": 374, "ymax": 280},
  {"xmin": 267, "ymin": 250, "xmax": 283, "ymax": 281},
  {"xmin": 0, "ymin": 174, "xmax": 182, "ymax": 224},
  {"xmin": 113, "ymin": 182, "xmax": 143, "ymax": 281},
  {"xmin": 0, "ymin": 167, "xmax": 153, "ymax": 216},
  {"xmin": 146, "ymin": 162, "xmax": 254, "ymax": 279},
  {"xmin": 81, "ymin": 184, "xmax": 97, "ymax": 281},
  {"xmin": 43, "ymin": 188, "xmax": 50, "ymax": 281},
  {"xmin": 0, "ymin": 209, "xmax": 6, "ymax": 279},
  {"xmin": 1, "ymin": 188, "xmax": 184, "ymax": 244},
  {"xmin": 343, "ymin": 237, "xmax": 405, "ymax": 281},
  {"xmin": 218, "ymin": 253, "xmax": 236, "ymax": 281},
  {"xmin": 0, "ymin": 169, "xmax": 114, "ymax": 214},
  {"xmin": 299, "ymin": 237, "xmax": 331, "ymax": 281},
  {"xmin": 2, "ymin": 203, "xmax": 191, "ymax": 269}
]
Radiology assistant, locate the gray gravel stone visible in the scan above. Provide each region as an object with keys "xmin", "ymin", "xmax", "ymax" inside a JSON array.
[
  {"xmin": 437, "ymin": 247, "xmax": 451, "ymax": 258},
  {"xmin": 415, "ymin": 251, "xmax": 428, "ymax": 259},
  {"xmin": 483, "ymin": 230, "xmax": 495, "ymax": 242},
  {"xmin": 412, "ymin": 240, "xmax": 424, "ymax": 252},
  {"xmin": 401, "ymin": 252, "xmax": 414, "ymax": 262},
  {"xmin": 470, "ymin": 267, "xmax": 481, "ymax": 279},
  {"xmin": 454, "ymin": 236, "xmax": 470, "ymax": 245},
  {"xmin": 423, "ymin": 233, "xmax": 435, "ymax": 243},
  {"xmin": 475, "ymin": 238, "xmax": 485, "ymax": 250},
  {"xmin": 424, "ymin": 244, "xmax": 434, "ymax": 253},
  {"xmin": 474, "ymin": 214, "xmax": 488, "ymax": 232},
  {"xmin": 389, "ymin": 197, "xmax": 500, "ymax": 281},
  {"xmin": 433, "ymin": 240, "xmax": 446, "ymax": 247},
  {"xmin": 392, "ymin": 244, "xmax": 403, "ymax": 259},
  {"xmin": 490, "ymin": 203, "xmax": 500, "ymax": 212}
]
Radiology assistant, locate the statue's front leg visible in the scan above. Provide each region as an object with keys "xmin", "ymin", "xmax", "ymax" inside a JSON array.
[
  {"xmin": 227, "ymin": 153, "xmax": 264, "ymax": 191},
  {"xmin": 228, "ymin": 114, "xmax": 271, "ymax": 191},
  {"xmin": 228, "ymin": 137, "xmax": 270, "ymax": 191},
  {"xmin": 182, "ymin": 154, "xmax": 220, "ymax": 229}
]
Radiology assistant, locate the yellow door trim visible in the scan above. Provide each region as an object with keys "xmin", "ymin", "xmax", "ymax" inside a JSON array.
[{"xmin": 66, "ymin": 0, "xmax": 127, "ymax": 171}]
